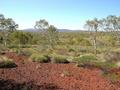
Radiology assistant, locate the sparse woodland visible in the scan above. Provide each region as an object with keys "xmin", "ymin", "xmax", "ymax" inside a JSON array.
[{"xmin": 0, "ymin": 14, "xmax": 120, "ymax": 90}]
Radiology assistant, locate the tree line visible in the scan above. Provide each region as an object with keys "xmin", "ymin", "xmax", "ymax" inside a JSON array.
[
  {"xmin": 0, "ymin": 14, "xmax": 120, "ymax": 55},
  {"xmin": 85, "ymin": 15, "xmax": 120, "ymax": 55}
]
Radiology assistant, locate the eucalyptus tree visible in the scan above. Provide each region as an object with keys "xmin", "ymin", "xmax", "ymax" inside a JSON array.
[
  {"xmin": 102, "ymin": 15, "xmax": 120, "ymax": 45},
  {"xmin": 85, "ymin": 18, "xmax": 100, "ymax": 55},
  {"xmin": 115, "ymin": 16, "xmax": 120, "ymax": 43},
  {"xmin": 105, "ymin": 15, "xmax": 118, "ymax": 33},
  {"xmin": 0, "ymin": 14, "xmax": 5, "ymax": 53},
  {"xmin": 47, "ymin": 25, "xmax": 59, "ymax": 48},
  {"xmin": 34, "ymin": 19, "xmax": 59, "ymax": 49},
  {"xmin": 0, "ymin": 14, "xmax": 18, "ymax": 47}
]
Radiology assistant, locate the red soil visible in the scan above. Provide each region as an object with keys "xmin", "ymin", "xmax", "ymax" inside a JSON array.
[{"xmin": 0, "ymin": 52, "xmax": 120, "ymax": 90}]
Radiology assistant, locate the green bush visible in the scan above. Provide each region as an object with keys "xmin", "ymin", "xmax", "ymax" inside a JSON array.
[
  {"xmin": 30, "ymin": 54, "xmax": 49, "ymax": 63},
  {"xmin": 95, "ymin": 62, "xmax": 118, "ymax": 72},
  {"xmin": 75, "ymin": 53, "xmax": 119, "ymax": 71},
  {"xmin": 7, "ymin": 45, "xmax": 18, "ymax": 49},
  {"xmin": 102, "ymin": 62, "xmax": 117, "ymax": 70},
  {"xmin": 10, "ymin": 48, "xmax": 20, "ymax": 53},
  {"xmin": 79, "ymin": 47, "xmax": 94, "ymax": 54},
  {"xmin": 67, "ymin": 56, "xmax": 75, "ymax": 62},
  {"xmin": 68, "ymin": 48, "xmax": 75, "ymax": 52},
  {"xmin": 0, "ymin": 45, "xmax": 8, "ymax": 54},
  {"xmin": 102, "ymin": 73, "xmax": 120, "ymax": 83},
  {"xmin": 74, "ymin": 54, "xmax": 97, "ymax": 62},
  {"xmin": 75, "ymin": 54, "xmax": 97, "ymax": 67},
  {"xmin": 0, "ymin": 56, "xmax": 17, "ymax": 68},
  {"xmin": 50, "ymin": 54, "xmax": 69, "ymax": 63}
]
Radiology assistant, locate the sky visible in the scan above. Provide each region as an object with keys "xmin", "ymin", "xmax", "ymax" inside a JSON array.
[{"xmin": 0, "ymin": 0, "xmax": 120, "ymax": 30}]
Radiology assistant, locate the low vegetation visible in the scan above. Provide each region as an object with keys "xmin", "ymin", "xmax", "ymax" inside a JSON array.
[
  {"xmin": 75, "ymin": 54, "xmax": 97, "ymax": 67},
  {"xmin": 30, "ymin": 54, "xmax": 50, "ymax": 63},
  {"xmin": 50, "ymin": 54, "xmax": 69, "ymax": 63},
  {"xmin": 0, "ymin": 56, "xmax": 16, "ymax": 68},
  {"xmin": 0, "ymin": 14, "xmax": 120, "ymax": 83}
]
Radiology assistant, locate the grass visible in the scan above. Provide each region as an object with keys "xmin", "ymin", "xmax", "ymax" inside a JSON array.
[
  {"xmin": 50, "ymin": 54, "xmax": 69, "ymax": 63},
  {"xmin": 30, "ymin": 54, "xmax": 50, "ymax": 63},
  {"xmin": 74, "ymin": 54, "xmax": 97, "ymax": 67},
  {"xmin": 0, "ymin": 56, "xmax": 17, "ymax": 68},
  {"xmin": 102, "ymin": 72, "xmax": 120, "ymax": 83}
]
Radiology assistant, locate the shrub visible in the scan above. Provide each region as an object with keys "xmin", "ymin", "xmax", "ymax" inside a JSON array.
[
  {"xmin": 0, "ymin": 56, "xmax": 17, "ymax": 68},
  {"xmin": 79, "ymin": 48, "xmax": 88, "ymax": 53},
  {"xmin": 101, "ymin": 62, "xmax": 120, "ymax": 83},
  {"xmin": 10, "ymin": 48, "xmax": 20, "ymax": 53},
  {"xmin": 74, "ymin": 54, "xmax": 97, "ymax": 62},
  {"xmin": 68, "ymin": 48, "xmax": 75, "ymax": 52},
  {"xmin": 7, "ymin": 45, "xmax": 18, "ymax": 48},
  {"xmin": 30, "ymin": 54, "xmax": 49, "ymax": 63},
  {"xmin": 104, "ymin": 51, "xmax": 120, "ymax": 63},
  {"xmin": 75, "ymin": 54, "xmax": 97, "ymax": 67},
  {"xmin": 67, "ymin": 56, "xmax": 75, "ymax": 62},
  {"xmin": 18, "ymin": 50, "xmax": 32, "ymax": 56},
  {"xmin": 102, "ymin": 73, "xmax": 120, "ymax": 83},
  {"xmin": 95, "ymin": 61, "xmax": 118, "ymax": 71},
  {"xmin": 0, "ymin": 46, "xmax": 7, "ymax": 54},
  {"xmin": 74, "ymin": 52, "xmax": 119, "ymax": 71},
  {"xmin": 50, "ymin": 54, "xmax": 69, "ymax": 63}
]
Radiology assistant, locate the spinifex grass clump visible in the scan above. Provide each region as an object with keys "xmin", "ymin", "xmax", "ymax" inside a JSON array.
[
  {"xmin": 75, "ymin": 53, "xmax": 119, "ymax": 70},
  {"xmin": 99, "ymin": 62, "xmax": 120, "ymax": 83},
  {"xmin": 74, "ymin": 54, "xmax": 97, "ymax": 67},
  {"xmin": 102, "ymin": 72, "xmax": 120, "ymax": 83},
  {"xmin": 30, "ymin": 54, "xmax": 50, "ymax": 63},
  {"xmin": 18, "ymin": 50, "xmax": 32, "ymax": 56},
  {"xmin": 104, "ymin": 51, "xmax": 120, "ymax": 63},
  {"xmin": 50, "ymin": 54, "xmax": 69, "ymax": 64},
  {"xmin": 0, "ymin": 56, "xmax": 17, "ymax": 68}
]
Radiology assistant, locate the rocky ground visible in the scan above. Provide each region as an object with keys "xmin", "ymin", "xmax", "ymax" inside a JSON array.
[{"xmin": 0, "ymin": 52, "xmax": 120, "ymax": 90}]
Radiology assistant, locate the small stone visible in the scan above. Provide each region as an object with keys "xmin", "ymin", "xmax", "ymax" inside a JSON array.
[
  {"xmin": 36, "ymin": 65, "xmax": 41, "ymax": 69},
  {"xmin": 61, "ymin": 73, "xmax": 65, "ymax": 77}
]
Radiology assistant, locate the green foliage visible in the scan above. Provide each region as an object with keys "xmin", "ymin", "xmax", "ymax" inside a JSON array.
[
  {"xmin": 102, "ymin": 72, "xmax": 120, "ymax": 83},
  {"xmin": 0, "ymin": 14, "xmax": 18, "ymax": 47},
  {"xmin": 75, "ymin": 54, "xmax": 97, "ymax": 62},
  {"xmin": 75, "ymin": 54, "xmax": 97, "ymax": 67},
  {"xmin": 50, "ymin": 54, "xmax": 69, "ymax": 63},
  {"xmin": 0, "ymin": 45, "xmax": 7, "ymax": 54},
  {"xmin": 10, "ymin": 31, "xmax": 33, "ymax": 45},
  {"xmin": 10, "ymin": 47, "xmax": 20, "ymax": 53},
  {"xmin": 0, "ymin": 60, "xmax": 16, "ymax": 68},
  {"xmin": 34, "ymin": 19, "xmax": 59, "ymax": 49},
  {"xmin": 68, "ymin": 48, "xmax": 75, "ymax": 52},
  {"xmin": 0, "ymin": 56, "xmax": 16, "ymax": 68},
  {"xmin": 74, "ymin": 52, "xmax": 119, "ymax": 69},
  {"xmin": 95, "ymin": 62, "xmax": 118, "ymax": 71},
  {"xmin": 30, "ymin": 54, "xmax": 49, "ymax": 63},
  {"xmin": 78, "ymin": 38, "xmax": 91, "ymax": 46}
]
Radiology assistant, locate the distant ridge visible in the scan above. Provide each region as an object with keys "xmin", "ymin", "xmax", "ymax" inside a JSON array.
[{"xmin": 23, "ymin": 28, "xmax": 82, "ymax": 32}]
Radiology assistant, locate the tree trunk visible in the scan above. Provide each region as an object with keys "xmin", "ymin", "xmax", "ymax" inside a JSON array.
[
  {"xmin": 93, "ymin": 38, "xmax": 97, "ymax": 56},
  {"xmin": 93, "ymin": 29, "xmax": 97, "ymax": 56}
]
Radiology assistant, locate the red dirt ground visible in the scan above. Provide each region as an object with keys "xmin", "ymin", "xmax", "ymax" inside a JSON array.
[{"xmin": 0, "ymin": 52, "xmax": 120, "ymax": 90}]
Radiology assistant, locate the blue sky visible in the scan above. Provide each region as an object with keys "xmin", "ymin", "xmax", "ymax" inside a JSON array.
[{"xmin": 0, "ymin": 0, "xmax": 120, "ymax": 30}]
